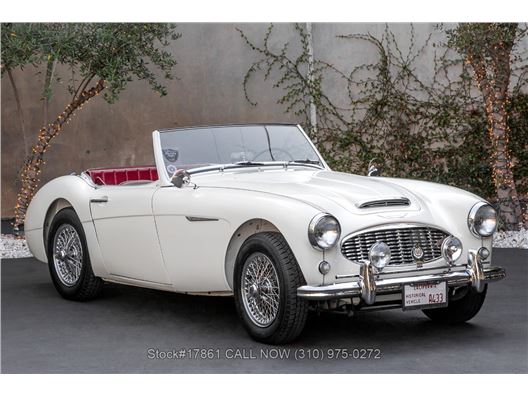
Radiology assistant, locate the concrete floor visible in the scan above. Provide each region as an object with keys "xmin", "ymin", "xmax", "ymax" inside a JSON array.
[{"xmin": 1, "ymin": 248, "xmax": 527, "ymax": 373}]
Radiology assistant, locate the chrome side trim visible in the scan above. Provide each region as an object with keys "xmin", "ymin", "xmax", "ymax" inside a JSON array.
[
  {"xmin": 90, "ymin": 196, "xmax": 108, "ymax": 203},
  {"xmin": 185, "ymin": 216, "xmax": 219, "ymax": 222}
]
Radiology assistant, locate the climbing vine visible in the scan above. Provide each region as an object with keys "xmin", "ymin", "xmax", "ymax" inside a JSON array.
[{"xmin": 238, "ymin": 23, "xmax": 527, "ymax": 229}]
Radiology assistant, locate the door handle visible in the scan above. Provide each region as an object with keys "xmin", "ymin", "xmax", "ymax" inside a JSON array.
[{"xmin": 90, "ymin": 196, "xmax": 108, "ymax": 203}]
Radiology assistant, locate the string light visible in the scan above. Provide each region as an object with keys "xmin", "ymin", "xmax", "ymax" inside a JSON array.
[
  {"xmin": 465, "ymin": 24, "xmax": 524, "ymax": 230},
  {"xmin": 13, "ymin": 79, "xmax": 106, "ymax": 233}
]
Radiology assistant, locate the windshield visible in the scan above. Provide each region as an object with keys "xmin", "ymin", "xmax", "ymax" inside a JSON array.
[{"xmin": 159, "ymin": 125, "xmax": 321, "ymax": 175}]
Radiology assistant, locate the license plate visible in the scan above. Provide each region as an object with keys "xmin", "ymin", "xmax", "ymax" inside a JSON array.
[{"xmin": 403, "ymin": 281, "xmax": 448, "ymax": 310}]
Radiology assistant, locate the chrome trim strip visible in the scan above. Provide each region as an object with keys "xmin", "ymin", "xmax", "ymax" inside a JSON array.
[
  {"xmin": 357, "ymin": 197, "xmax": 410, "ymax": 209},
  {"xmin": 334, "ymin": 264, "xmax": 464, "ymax": 279},
  {"xmin": 185, "ymin": 216, "xmax": 219, "ymax": 222},
  {"xmin": 90, "ymin": 197, "xmax": 108, "ymax": 203},
  {"xmin": 188, "ymin": 162, "xmax": 323, "ymax": 176}
]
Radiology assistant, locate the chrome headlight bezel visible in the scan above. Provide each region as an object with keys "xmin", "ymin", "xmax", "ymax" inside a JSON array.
[
  {"xmin": 468, "ymin": 202, "xmax": 497, "ymax": 238},
  {"xmin": 308, "ymin": 213, "xmax": 341, "ymax": 250}
]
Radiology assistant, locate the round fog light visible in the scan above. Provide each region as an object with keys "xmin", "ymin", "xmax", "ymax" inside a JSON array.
[
  {"xmin": 442, "ymin": 236, "xmax": 463, "ymax": 265},
  {"xmin": 478, "ymin": 247, "xmax": 490, "ymax": 260},
  {"xmin": 318, "ymin": 261, "xmax": 331, "ymax": 275},
  {"xmin": 369, "ymin": 242, "xmax": 391, "ymax": 270}
]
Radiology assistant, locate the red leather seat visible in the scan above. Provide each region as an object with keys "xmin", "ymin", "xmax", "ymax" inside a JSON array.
[{"xmin": 86, "ymin": 166, "xmax": 158, "ymax": 186}]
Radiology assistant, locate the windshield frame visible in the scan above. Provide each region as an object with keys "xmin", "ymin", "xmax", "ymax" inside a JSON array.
[{"xmin": 153, "ymin": 124, "xmax": 329, "ymax": 186}]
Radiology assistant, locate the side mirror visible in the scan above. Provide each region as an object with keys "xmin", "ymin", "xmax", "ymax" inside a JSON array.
[
  {"xmin": 367, "ymin": 159, "xmax": 380, "ymax": 177},
  {"xmin": 171, "ymin": 169, "xmax": 191, "ymax": 188}
]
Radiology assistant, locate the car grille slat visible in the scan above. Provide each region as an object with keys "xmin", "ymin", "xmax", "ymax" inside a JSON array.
[{"xmin": 341, "ymin": 226, "xmax": 448, "ymax": 266}]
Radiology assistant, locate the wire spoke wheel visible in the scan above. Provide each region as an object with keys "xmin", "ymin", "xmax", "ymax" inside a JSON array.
[
  {"xmin": 53, "ymin": 224, "xmax": 83, "ymax": 286},
  {"xmin": 241, "ymin": 252, "xmax": 280, "ymax": 327}
]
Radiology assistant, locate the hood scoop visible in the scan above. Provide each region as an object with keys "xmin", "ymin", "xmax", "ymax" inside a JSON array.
[{"xmin": 357, "ymin": 197, "xmax": 410, "ymax": 209}]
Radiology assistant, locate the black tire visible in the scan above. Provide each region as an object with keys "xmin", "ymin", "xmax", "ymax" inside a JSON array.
[
  {"xmin": 422, "ymin": 285, "xmax": 487, "ymax": 324},
  {"xmin": 47, "ymin": 208, "xmax": 103, "ymax": 301},
  {"xmin": 234, "ymin": 232, "xmax": 308, "ymax": 344}
]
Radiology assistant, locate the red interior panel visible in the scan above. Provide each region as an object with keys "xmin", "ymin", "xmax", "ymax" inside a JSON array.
[{"xmin": 86, "ymin": 166, "xmax": 158, "ymax": 185}]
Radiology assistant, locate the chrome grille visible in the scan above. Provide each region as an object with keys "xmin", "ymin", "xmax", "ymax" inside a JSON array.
[{"xmin": 341, "ymin": 226, "xmax": 449, "ymax": 266}]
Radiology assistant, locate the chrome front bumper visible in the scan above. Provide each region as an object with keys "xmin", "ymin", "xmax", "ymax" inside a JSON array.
[{"xmin": 297, "ymin": 249, "xmax": 506, "ymax": 304}]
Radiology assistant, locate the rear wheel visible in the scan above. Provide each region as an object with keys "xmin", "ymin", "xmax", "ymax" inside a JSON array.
[
  {"xmin": 47, "ymin": 208, "xmax": 103, "ymax": 301},
  {"xmin": 234, "ymin": 232, "xmax": 308, "ymax": 344},
  {"xmin": 422, "ymin": 285, "xmax": 487, "ymax": 324}
]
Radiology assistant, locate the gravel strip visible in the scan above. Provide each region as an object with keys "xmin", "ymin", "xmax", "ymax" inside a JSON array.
[
  {"xmin": 1, "ymin": 234, "xmax": 33, "ymax": 259},
  {"xmin": 493, "ymin": 228, "xmax": 528, "ymax": 249}
]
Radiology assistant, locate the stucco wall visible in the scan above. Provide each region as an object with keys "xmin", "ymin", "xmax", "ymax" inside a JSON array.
[{"xmin": 0, "ymin": 23, "xmax": 479, "ymax": 217}]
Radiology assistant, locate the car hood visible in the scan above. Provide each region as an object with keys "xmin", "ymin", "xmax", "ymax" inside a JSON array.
[{"xmin": 194, "ymin": 168, "xmax": 435, "ymax": 215}]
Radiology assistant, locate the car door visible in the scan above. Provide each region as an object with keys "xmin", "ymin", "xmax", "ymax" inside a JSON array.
[
  {"xmin": 90, "ymin": 184, "xmax": 171, "ymax": 285},
  {"xmin": 152, "ymin": 185, "xmax": 232, "ymax": 292}
]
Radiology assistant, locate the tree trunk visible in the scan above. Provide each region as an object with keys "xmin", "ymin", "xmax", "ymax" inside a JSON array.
[
  {"xmin": 488, "ymin": 95, "xmax": 524, "ymax": 229},
  {"xmin": 470, "ymin": 57, "xmax": 525, "ymax": 230},
  {"xmin": 43, "ymin": 59, "xmax": 57, "ymax": 125},
  {"xmin": 13, "ymin": 79, "xmax": 105, "ymax": 232}
]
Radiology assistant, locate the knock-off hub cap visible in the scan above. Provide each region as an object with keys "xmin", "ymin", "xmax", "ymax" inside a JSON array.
[{"xmin": 249, "ymin": 283, "xmax": 259, "ymax": 298}]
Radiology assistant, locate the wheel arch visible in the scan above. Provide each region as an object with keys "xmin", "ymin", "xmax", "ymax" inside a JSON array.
[
  {"xmin": 43, "ymin": 198, "xmax": 74, "ymax": 254},
  {"xmin": 224, "ymin": 218, "xmax": 281, "ymax": 290}
]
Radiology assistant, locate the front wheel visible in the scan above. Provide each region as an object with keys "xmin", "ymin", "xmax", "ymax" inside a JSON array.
[
  {"xmin": 422, "ymin": 285, "xmax": 487, "ymax": 324},
  {"xmin": 47, "ymin": 208, "xmax": 103, "ymax": 301},
  {"xmin": 234, "ymin": 232, "xmax": 308, "ymax": 344}
]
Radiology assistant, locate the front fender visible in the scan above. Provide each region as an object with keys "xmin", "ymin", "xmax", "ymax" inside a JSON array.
[{"xmin": 24, "ymin": 175, "xmax": 107, "ymax": 277}]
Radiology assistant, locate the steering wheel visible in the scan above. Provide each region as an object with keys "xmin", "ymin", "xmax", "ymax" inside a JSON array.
[{"xmin": 252, "ymin": 148, "xmax": 294, "ymax": 161}]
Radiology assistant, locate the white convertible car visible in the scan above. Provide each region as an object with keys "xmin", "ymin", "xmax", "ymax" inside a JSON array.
[{"xmin": 25, "ymin": 124, "xmax": 505, "ymax": 344}]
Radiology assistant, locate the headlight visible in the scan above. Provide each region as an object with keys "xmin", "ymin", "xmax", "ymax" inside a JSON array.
[
  {"xmin": 468, "ymin": 202, "xmax": 497, "ymax": 237},
  {"xmin": 441, "ymin": 236, "xmax": 463, "ymax": 265},
  {"xmin": 369, "ymin": 242, "xmax": 391, "ymax": 270},
  {"xmin": 308, "ymin": 213, "xmax": 341, "ymax": 250}
]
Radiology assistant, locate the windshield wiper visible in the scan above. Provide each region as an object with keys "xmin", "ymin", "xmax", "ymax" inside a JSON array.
[
  {"xmin": 288, "ymin": 159, "xmax": 323, "ymax": 168},
  {"xmin": 289, "ymin": 159, "xmax": 321, "ymax": 165},
  {"xmin": 234, "ymin": 161, "xmax": 266, "ymax": 166}
]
